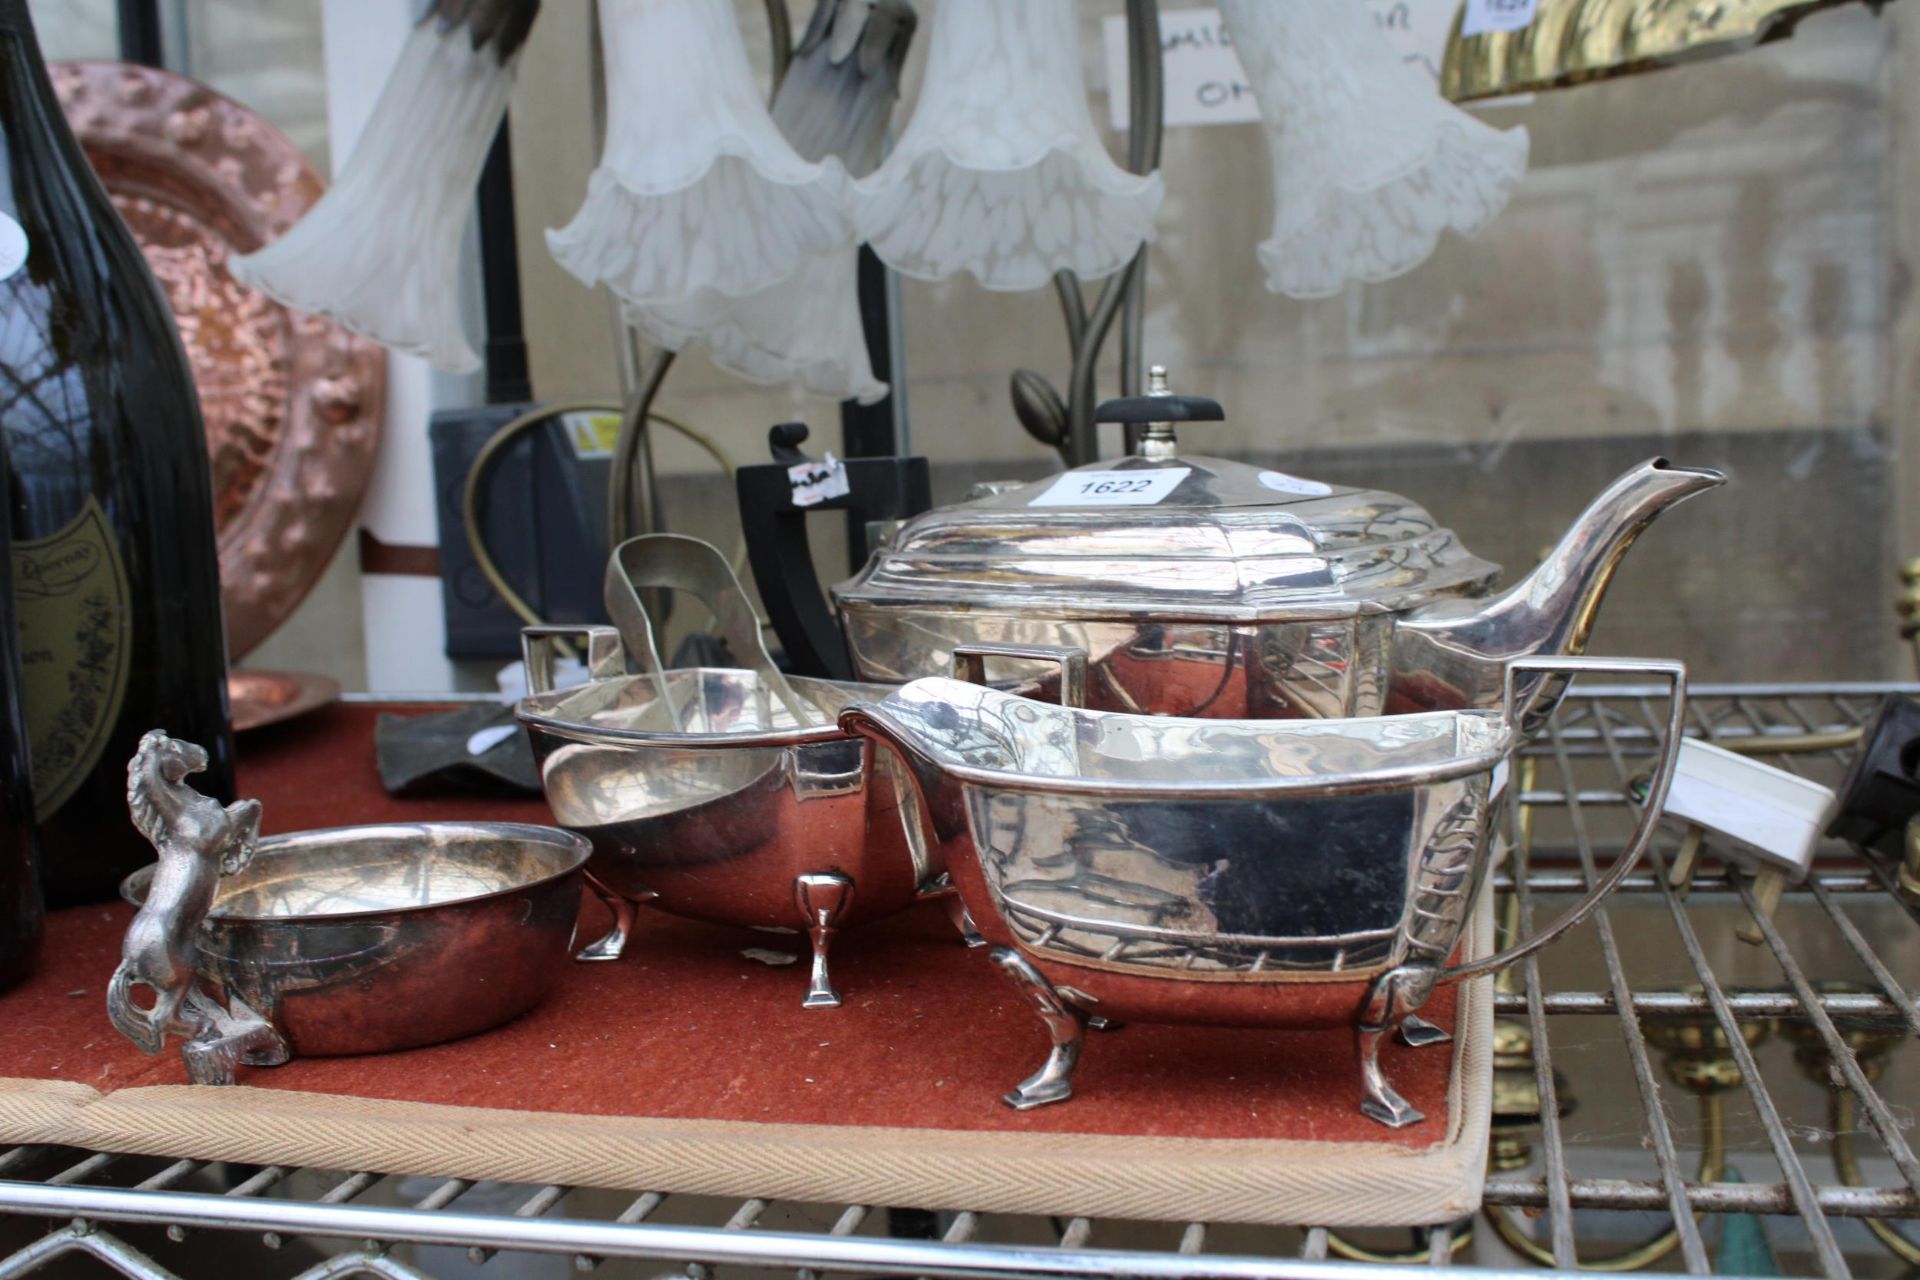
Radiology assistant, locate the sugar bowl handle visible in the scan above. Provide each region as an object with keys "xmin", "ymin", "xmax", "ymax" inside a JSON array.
[
  {"xmin": 951, "ymin": 643, "xmax": 1090, "ymax": 709},
  {"xmin": 521, "ymin": 625, "xmax": 625, "ymax": 696},
  {"xmin": 1441, "ymin": 655, "xmax": 1688, "ymax": 984},
  {"xmin": 107, "ymin": 731, "xmax": 289, "ymax": 1084}
]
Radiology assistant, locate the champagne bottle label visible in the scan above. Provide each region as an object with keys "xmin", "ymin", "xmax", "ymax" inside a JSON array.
[{"xmin": 12, "ymin": 497, "xmax": 131, "ymax": 819}]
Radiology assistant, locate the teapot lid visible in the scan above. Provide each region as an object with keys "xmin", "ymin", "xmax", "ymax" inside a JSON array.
[{"xmin": 835, "ymin": 367, "xmax": 1500, "ymax": 621}]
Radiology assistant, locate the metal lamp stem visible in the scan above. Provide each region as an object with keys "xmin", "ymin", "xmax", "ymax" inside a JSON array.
[{"xmin": 1058, "ymin": 0, "xmax": 1162, "ymax": 466}]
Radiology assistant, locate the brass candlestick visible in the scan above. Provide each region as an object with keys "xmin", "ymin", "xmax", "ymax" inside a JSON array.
[{"xmin": 1781, "ymin": 982, "xmax": 1918, "ymax": 1266}]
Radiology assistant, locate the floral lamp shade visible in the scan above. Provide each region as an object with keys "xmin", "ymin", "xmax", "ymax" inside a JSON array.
[
  {"xmin": 618, "ymin": 0, "xmax": 913, "ymax": 405},
  {"xmin": 546, "ymin": 0, "xmax": 852, "ymax": 313},
  {"xmin": 228, "ymin": 2, "xmax": 541, "ymax": 374},
  {"xmin": 1218, "ymin": 0, "xmax": 1530, "ymax": 299},
  {"xmin": 635, "ymin": 247, "xmax": 884, "ymax": 404},
  {"xmin": 850, "ymin": 0, "xmax": 1162, "ymax": 292}
]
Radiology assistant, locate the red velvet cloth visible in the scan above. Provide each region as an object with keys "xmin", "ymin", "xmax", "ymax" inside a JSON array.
[{"xmin": 0, "ymin": 704, "xmax": 1460, "ymax": 1147}]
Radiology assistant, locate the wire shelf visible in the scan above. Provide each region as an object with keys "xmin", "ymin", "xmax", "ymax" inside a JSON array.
[{"xmin": 2, "ymin": 683, "xmax": 1917, "ymax": 1279}]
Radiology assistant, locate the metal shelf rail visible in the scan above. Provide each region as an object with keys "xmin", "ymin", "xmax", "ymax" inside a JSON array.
[{"xmin": 1, "ymin": 683, "xmax": 1917, "ymax": 1279}]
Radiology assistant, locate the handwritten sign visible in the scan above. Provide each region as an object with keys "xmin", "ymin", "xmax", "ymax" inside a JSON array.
[
  {"xmin": 1103, "ymin": 8, "xmax": 1252, "ymax": 130},
  {"xmin": 1368, "ymin": 0, "xmax": 1460, "ymax": 83},
  {"xmin": 1104, "ymin": 3, "xmax": 1502, "ymax": 131}
]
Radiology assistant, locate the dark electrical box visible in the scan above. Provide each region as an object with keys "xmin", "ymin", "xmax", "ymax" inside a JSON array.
[{"xmin": 430, "ymin": 404, "xmax": 613, "ymax": 660}]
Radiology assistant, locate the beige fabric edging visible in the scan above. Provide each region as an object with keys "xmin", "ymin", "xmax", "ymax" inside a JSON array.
[{"xmin": 0, "ymin": 905, "xmax": 1492, "ymax": 1227}]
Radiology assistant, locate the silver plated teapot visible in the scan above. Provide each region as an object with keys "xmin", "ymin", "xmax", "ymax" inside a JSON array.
[{"xmin": 834, "ymin": 367, "xmax": 1721, "ymax": 724}]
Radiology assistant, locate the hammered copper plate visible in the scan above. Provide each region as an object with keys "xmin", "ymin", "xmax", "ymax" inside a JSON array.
[
  {"xmin": 228, "ymin": 668, "xmax": 342, "ymax": 733},
  {"xmin": 52, "ymin": 60, "xmax": 386, "ymax": 662}
]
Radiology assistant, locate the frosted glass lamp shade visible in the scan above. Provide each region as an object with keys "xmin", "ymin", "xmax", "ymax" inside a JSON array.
[
  {"xmin": 546, "ymin": 0, "xmax": 852, "ymax": 310},
  {"xmin": 620, "ymin": 0, "xmax": 909, "ymax": 404},
  {"xmin": 1219, "ymin": 0, "xmax": 1530, "ymax": 299},
  {"xmin": 635, "ymin": 248, "xmax": 885, "ymax": 404},
  {"xmin": 228, "ymin": 7, "xmax": 536, "ymax": 373},
  {"xmin": 850, "ymin": 0, "xmax": 1162, "ymax": 292}
]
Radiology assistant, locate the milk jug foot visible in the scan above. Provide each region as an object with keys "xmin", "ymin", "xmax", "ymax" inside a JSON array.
[
  {"xmin": 576, "ymin": 872, "xmax": 645, "ymax": 962},
  {"xmin": 991, "ymin": 946, "xmax": 1086, "ymax": 1109},
  {"xmin": 794, "ymin": 872, "xmax": 855, "ymax": 1009}
]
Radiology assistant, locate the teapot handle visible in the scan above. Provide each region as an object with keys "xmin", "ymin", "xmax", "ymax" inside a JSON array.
[
  {"xmin": 951, "ymin": 643, "xmax": 1090, "ymax": 709},
  {"xmin": 1441, "ymin": 655, "xmax": 1687, "ymax": 984}
]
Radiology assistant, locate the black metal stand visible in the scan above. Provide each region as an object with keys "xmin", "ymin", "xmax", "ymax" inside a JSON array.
[
  {"xmin": 735, "ymin": 423, "xmax": 928, "ymax": 679},
  {"xmin": 115, "ymin": 0, "xmax": 164, "ymax": 67},
  {"xmin": 839, "ymin": 244, "xmax": 902, "ymax": 571},
  {"xmin": 476, "ymin": 117, "xmax": 532, "ymax": 407}
]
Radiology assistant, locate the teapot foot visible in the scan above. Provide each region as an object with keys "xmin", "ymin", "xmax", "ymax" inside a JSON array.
[
  {"xmin": 1399, "ymin": 1014, "xmax": 1452, "ymax": 1047},
  {"xmin": 794, "ymin": 873, "xmax": 855, "ymax": 1009},
  {"xmin": 575, "ymin": 871, "xmax": 649, "ymax": 962},
  {"xmin": 990, "ymin": 946, "xmax": 1086, "ymax": 1110}
]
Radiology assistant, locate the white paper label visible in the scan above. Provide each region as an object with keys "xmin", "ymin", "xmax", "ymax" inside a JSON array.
[
  {"xmin": 1029, "ymin": 467, "xmax": 1191, "ymax": 508},
  {"xmin": 1257, "ymin": 470, "xmax": 1334, "ymax": 498},
  {"xmin": 0, "ymin": 213, "xmax": 27, "ymax": 282},
  {"xmin": 789, "ymin": 452, "xmax": 851, "ymax": 508},
  {"xmin": 1104, "ymin": 2, "xmax": 1473, "ymax": 131},
  {"xmin": 1461, "ymin": 0, "xmax": 1538, "ymax": 37}
]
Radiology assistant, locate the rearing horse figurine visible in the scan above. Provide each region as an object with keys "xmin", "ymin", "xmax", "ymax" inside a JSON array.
[{"xmin": 106, "ymin": 730, "xmax": 288, "ymax": 1084}]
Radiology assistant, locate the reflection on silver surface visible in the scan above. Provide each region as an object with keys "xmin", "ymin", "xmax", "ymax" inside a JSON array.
[{"xmin": 206, "ymin": 824, "xmax": 583, "ymax": 920}]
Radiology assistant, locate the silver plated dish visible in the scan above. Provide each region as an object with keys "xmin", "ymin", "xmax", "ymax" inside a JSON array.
[
  {"xmin": 517, "ymin": 634, "xmax": 955, "ymax": 1010},
  {"xmin": 834, "ymin": 367, "xmax": 1720, "ymax": 723},
  {"xmin": 517, "ymin": 533, "xmax": 960, "ymax": 1009},
  {"xmin": 107, "ymin": 732, "xmax": 589, "ymax": 1084},
  {"xmin": 841, "ymin": 646, "xmax": 1687, "ymax": 1127}
]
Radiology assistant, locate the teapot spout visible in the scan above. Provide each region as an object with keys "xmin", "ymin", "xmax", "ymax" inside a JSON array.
[{"xmin": 1391, "ymin": 458, "xmax": 1723, "ymax": 714}]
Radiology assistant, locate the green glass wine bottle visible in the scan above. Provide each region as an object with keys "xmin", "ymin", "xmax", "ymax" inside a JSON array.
[
  {"xmin": 0, "ymin": 427, "xmax": 41, "ymax": 990},
  {"xmin": 0, "ymin": 0, "xmax": 234, "ymax": 905}
]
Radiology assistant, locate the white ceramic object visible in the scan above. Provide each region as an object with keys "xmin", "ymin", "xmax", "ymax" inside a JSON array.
[
  {"xmin": 1664, "ymin": 738, "xmax": 1833, "ymax": 881},
  {"xmin": 229, "ymin": 9, "xmax": 532, "ymax": 373},
  {"xmin": 1217, "ymin": 0, "xmax": 1529, "ymax": 299},
  {"xmin": 849, "ymin": 0, "xmax": 1162, "ymax": 291},
  {"xmin": 547, "ymin": 0, "xmax": 852, "ymax": 310}
]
